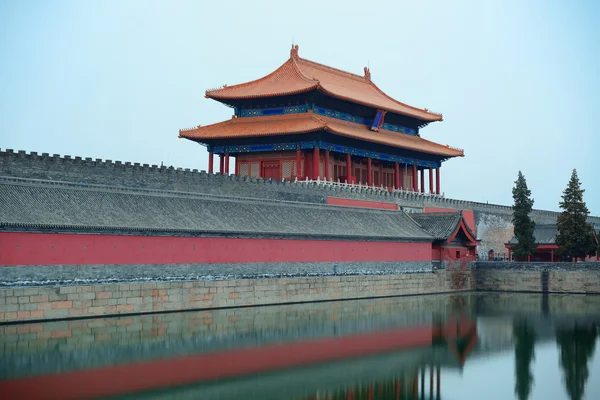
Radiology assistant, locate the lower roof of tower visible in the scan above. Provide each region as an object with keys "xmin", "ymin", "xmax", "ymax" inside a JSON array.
[{"xmin": 179, "ymin": 112, "xmax": 463, "ymax": 158}]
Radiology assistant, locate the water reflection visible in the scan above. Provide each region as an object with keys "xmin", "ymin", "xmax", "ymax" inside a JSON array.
[
  {"xmin": 514, "ymin": 319, "xmax": 535, "ymax": 400},
  {"xmin": 556, "ymin": 323, "xmax": 597, "ymax": 400},
  {"xmin": 0, "ymin": 293, "xmax": 599, "ymax": 399}
]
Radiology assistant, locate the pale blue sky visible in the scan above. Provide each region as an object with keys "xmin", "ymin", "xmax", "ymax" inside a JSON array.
[{"xmin": 0, "ymin": 0, "xmax": 598, "ymax": 214}]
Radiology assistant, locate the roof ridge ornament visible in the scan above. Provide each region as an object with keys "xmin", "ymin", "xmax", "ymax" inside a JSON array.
[
  {"xmin": 290, "ymin": 44, "xmax": 299, "ymax": 59},
  {"xmin": 364, "ymin": 67, "xmax": 371, "ymax": 82}
]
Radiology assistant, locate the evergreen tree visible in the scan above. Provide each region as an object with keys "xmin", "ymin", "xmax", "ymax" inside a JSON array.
[
  {"xmin": 511, "ymin": 171, "xmax": 537, "ymax": 258},
  {"xmin": 514, "ymin": 319, "xmax": 536, "ymax": 400},
  {"xmin": 556, "ymin": 170, "xmax": 596, "ymax": 260}
]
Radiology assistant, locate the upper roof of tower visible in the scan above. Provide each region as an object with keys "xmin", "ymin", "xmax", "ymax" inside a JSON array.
[{"xmin": 205, "ymin": 45, "xmax": 443, "ymax": 123}]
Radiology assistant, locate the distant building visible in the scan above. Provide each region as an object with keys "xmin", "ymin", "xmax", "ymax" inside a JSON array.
[
  {"xmin": 505, "ymin": 224, "xmax": 599, "ymax": 262},
  {"xmin": 179, "ymin": 45, "xmax": 463, "ymax": 194},
  {"xmin": 409, "ymin": 212, "xmax": 480, "ymax": 263}
]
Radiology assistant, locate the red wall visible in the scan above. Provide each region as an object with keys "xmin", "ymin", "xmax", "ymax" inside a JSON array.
[
  {"xmin": 0, "ymin": 232, "xmax": 431, "ymax": 266},
  {"xmin": 327, "ymin": 197, "xmax": 398, "ymax": 210},
  {"xmin": 424, "ymin": 207, "xmax": 476, "ymax": 234}
]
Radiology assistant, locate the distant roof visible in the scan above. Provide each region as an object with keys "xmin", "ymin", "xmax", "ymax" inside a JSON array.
[
  {"xmin": 205, "ymin": 45, "xmax": 443, "ymax": 122},
  {"xmin": 179, "ymin": 112, "xmax": 463, "ymax": 158},
  {"xmin": 508, "ymin": 224, "xmax": 557, "ymax": 245},
  {"xmin": 409, "ymin": 212, "xmax": 478, "ymax": 242}
]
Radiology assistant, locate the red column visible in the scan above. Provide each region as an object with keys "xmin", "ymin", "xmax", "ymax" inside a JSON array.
[
  {"xmin": 313, "ymin": 146, "xmax": 319, "ymax": 180},
  {"xmin": 296, "ymin": 149, "xmax": 302, "ymax": 180},
  {"xmin": 508, "ymin": 248, "xmax": 512, "ymax": 262},
  {"xmin": 367, "ymin": 158, "xmax": 372, "ymax": 186},
  {"xmin": 235, "ymin": 156, "xmax": 239, "ymax": 175},
  {"xmin": 208, "ymin": 152, "xmax": 213, "ymax": 174},
  {"xmin": 219, "ymin": 154, "xmax": 224, "ymax": 174},
  {"xmin": 527, "ymin": 254, "xmax": 531, "ymax": 262},
  {"xmin": 394, "ymin": 162, "xmax": 400, "ymax": 190},
  {"xmin": 429, "ymin": 168, "xmax": 434, "ymax": 194},
  {"xmin": 224, "ymin": 153, "xmax": 229, "ymax": 174},
  {"xmin": 346, "ymin": 153, "xmax": 352, "ymax": 183},
  {"xmin": 324, "ymin": 149, "xmax": 330, "ymax": 181},
  {"xmin": 436, "ymin": 168, "xmax": 441, "ymax": 194},
  {"xmin": 420, "ymin": 168, "xmax": 425, "ymax": 193},
  {"xmin": 412, "ymin": 165, "xmax": 417, "ymax": 191}
]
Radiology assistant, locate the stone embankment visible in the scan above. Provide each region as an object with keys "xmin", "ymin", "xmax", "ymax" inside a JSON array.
[
  {"xmin": 476, "ymin": 262, "xmax": 600, "ymax": 294},
  {"xmin": 0, "ymin": 270, "xmax": 472, "ymax": 323}
]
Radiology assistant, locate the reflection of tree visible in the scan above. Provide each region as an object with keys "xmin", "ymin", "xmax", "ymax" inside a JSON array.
[
  {"xmin": 556, "ymin": 324, "xmax": 598, "ymax": 400},
  {"xmin": 514, "ymin": 319, "xmax": 536, "ymax": 400}
]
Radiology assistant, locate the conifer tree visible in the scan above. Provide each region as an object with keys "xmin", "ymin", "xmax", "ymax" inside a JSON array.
[
  {"xmin": 512, "ymin": 171, "xmax": 536, "ymax": 258},
  {"xmin": 556, "ymin": 170, "xmax": 596, "ymax": 260}
]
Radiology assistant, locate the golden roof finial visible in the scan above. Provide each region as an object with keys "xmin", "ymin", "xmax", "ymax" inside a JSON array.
[{"xmin": 364, "ymin": 67, "xmax": 371, "ymax": 82}]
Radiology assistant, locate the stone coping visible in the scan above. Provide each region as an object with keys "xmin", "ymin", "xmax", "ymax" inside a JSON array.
[{"xmin": 474, "ymin": 261, "xmax": 600, "ymax": 271}]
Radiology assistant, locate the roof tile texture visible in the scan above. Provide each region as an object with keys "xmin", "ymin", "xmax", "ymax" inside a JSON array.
[
  {"xmin": 409, "ymin": 212, "xmax": 463, "ymax": 240},
  {"xmin": 0, "ymin": 179, "xmax": 433, "ymax": 241},
  {"xmin": 179, "ymin": 113, "xmax": 463, "ymax": 158},
  {"xmin": 206, "ymin": 47, "xmax": 442, "ymax": 122}
]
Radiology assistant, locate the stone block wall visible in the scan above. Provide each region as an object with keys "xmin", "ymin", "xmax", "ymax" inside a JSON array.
[
  {"xmin": 475, "ymin": 262, "xmax": 600, "ymax": 293},
  {"xmin": 0, "ymin": 270, "xmax": 472, "ymax": 323}
]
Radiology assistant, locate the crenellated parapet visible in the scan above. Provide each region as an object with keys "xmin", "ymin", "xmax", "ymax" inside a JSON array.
[{"xmin": 0, "ymin": 148, "xmax": 597, "ymax": 226}]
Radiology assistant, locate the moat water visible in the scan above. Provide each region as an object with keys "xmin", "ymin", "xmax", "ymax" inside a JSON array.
[{"xmin": 1, "ymin": 292, "xmax": 600, "ymax": 400}]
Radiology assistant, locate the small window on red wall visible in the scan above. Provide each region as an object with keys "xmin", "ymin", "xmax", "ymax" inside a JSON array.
[{"xmin": 456, "ymin": 250, "xmax": 460, "ymax": 259}]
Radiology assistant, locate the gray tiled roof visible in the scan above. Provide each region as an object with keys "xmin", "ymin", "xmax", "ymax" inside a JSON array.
[
  {"xmin": 0, "ymin": 177, "xmax": 433, "ymax": 241},
  {"xmin": 407, "ymin": 212, "xmax": 463, "ymax": 240},
  {"xmin": 509, "ymin": 224, "xmax": 557, "ymax": 245}
]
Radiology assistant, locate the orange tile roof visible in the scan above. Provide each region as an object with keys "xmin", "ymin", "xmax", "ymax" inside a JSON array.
[
  {"xmin": 179, "ymin": 112, "xmax": 463, "ymax": 158},
  {"xmin": 205, "ymin": 45, "xmax": 443, "ymax": 123}
]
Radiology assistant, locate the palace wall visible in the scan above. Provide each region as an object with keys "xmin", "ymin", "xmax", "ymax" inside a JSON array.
[
  {"xmin": 3, "ymin": 149, "xmax": 598, "ymax": 259},
  {"xmin": 0, "ymin": 270, "xmax": 473, "ymax": 323}
]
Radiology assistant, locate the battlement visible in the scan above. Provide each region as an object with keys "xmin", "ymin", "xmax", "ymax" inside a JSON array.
[
  {"xmin": 0, "ymin": 148, "xmax": 596, "ymax": 224},
  {"xmin": 1, "ymin": 148, "xmax": 201, "ymax": 174}
]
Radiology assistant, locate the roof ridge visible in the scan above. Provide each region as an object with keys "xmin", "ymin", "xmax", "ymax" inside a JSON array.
[
  {"xmin": 413, "ymin": 211, "xmax": 461, "ymax": 216},
  {"xmin": 320, "ymin": 116, "xmax": 463, "ymax": 157},
  {"xmin": 293, "ymin": 47, "xmax": 442, "ymax": 120},
  {"xmin": 367, "ymin": 80, "xmax": 444, "ymax": 119},
  {"xmin": 418, "ymin": 137, "xmax": 465, "ymax": 156},
  {"xmin": 178, "ymin": 118, "xmax": 236, "ymax": 138},
  {"xmin": 295, "ymin": 56, "xmax": 367, "ymax": 82},
  {"xmin": 205, "ymin": 58, "xmax": 317, "ymax": 97}
]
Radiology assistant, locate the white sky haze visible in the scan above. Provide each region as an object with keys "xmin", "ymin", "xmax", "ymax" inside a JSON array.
[{"xmin": 0, "ymin": 0, "xmax": 598, "ymax": 214}]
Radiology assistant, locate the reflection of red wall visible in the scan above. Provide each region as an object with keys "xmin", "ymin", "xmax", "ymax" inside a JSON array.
[
  {"xmin": 0, "ymin": 232, "xmax": 431, "ymax": 266},
  {"xmin": 424, "ymin": 207, "xmax": 476, "ymax": 234},
  {"xmin": 0, "ymin": 325, "xmax": 436, "ymax": 400},
  {"xmin": 327, "ymin": 197, "xmax": 398, "ymax": 210}
]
